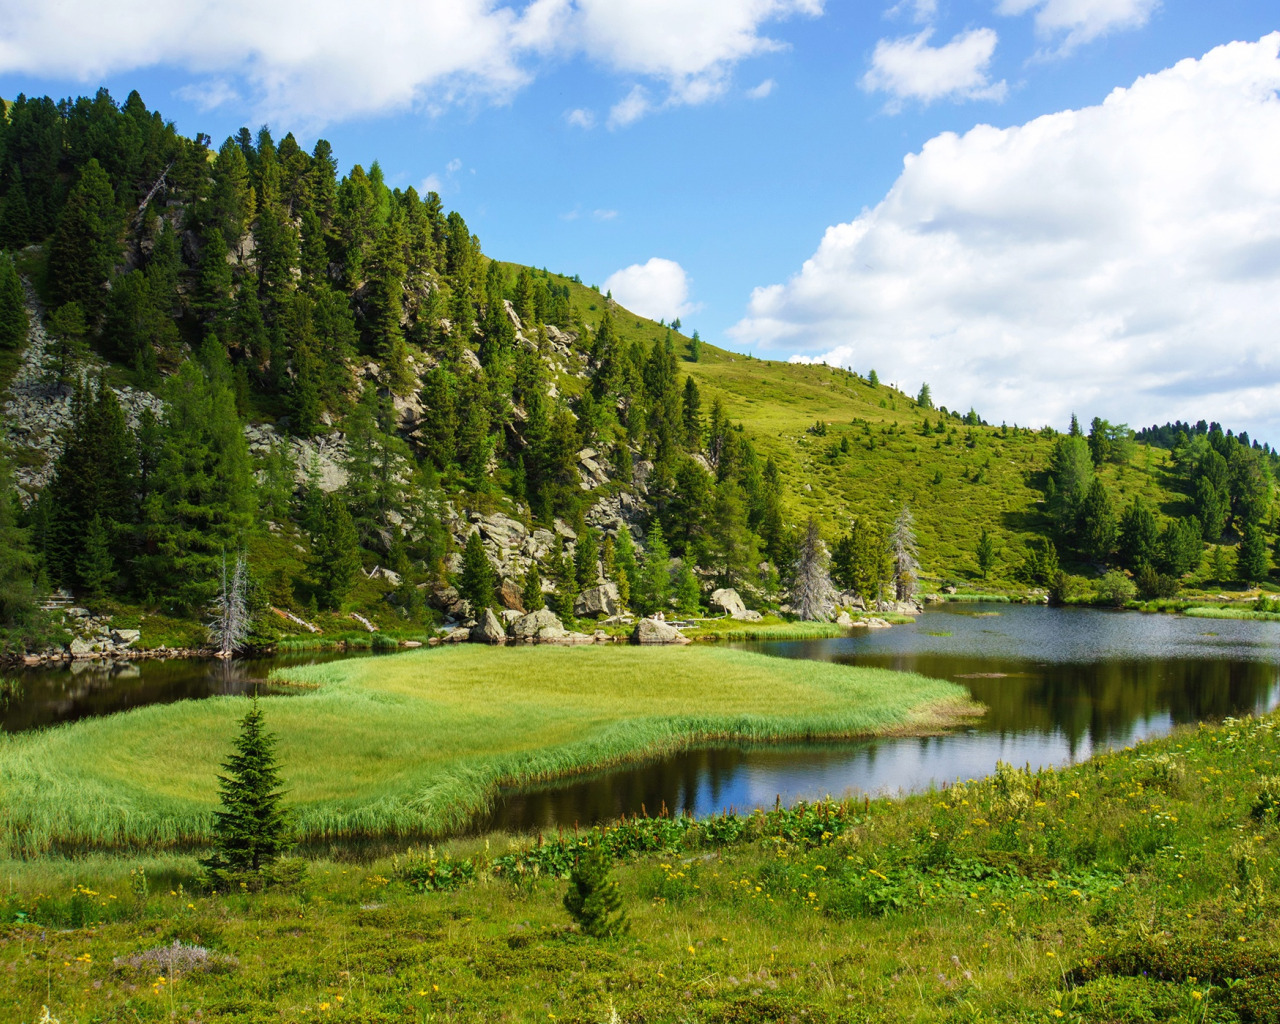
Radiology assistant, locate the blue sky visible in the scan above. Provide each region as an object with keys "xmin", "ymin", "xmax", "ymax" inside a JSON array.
[{"xmin": 1, "ymin": 1, "xmax": 1278, "ymax": 435}]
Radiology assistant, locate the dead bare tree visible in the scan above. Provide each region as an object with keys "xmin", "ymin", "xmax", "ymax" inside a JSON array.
[
  {"xmin": 208, "ymin": 553, "xmax": 251, "ymax": 657},
  {"xmin": 890, "ymin": 505, "xmax": 920, "ymax": 602},
  {"xmin": 789, "ymin": 518, "xmax": 836, "ymax": 621}
]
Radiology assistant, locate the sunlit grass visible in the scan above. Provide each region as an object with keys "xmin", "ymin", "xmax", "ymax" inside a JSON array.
[{"xmin": 0, "ymin": 646, "xmax": 969, "ymax": 855}]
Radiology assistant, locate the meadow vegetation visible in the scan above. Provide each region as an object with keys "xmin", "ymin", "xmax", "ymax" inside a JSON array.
[
  {"xmin": 0, "ymin": 646, "xmax": 969, "ymax": 856},
  {"xmin": 3, "ymin": 711, "xmax": 1278, "ymax": 1022}
]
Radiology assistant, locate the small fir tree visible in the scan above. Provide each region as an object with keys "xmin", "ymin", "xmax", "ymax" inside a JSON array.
[
  {"xmin": 673, "ymin": 560, "xmax": 701, "ymax": 617},
  {"xmin": 458, "ymin": 530, "xmax": 496, "ymax": 614},
  {"xmin": 202, "ymin": 696, "xmax": 292, "ymax": 885},
  {"xmin": 521, "ymin": 563, "xmax": 545, "ymax": 611},
  {"xmin": 975, "ymin": 528, "xmax": 996, "ymax": 580},
  {"xmin": 309, "ymin": 494, "xmax": 360, "ymax": 610},
  {"xmin": 563, "ymin": 842, "xmax": 628, "ymax": 938}
]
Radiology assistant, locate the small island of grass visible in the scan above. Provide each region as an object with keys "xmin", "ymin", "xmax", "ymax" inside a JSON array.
[{"xmin": 0, "ymin": 646, "xmax": 973, "ymax": 856}]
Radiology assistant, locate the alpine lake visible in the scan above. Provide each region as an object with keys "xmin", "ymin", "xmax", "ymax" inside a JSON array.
[{"xmin": 6, "ymin": 603, "xmax": 1279, "ymax": 837}]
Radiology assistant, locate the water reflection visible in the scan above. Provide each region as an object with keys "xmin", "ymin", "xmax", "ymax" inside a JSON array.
[
  {"xmin": 1, "ymin": 652, "xmax": 361, "ymax": 732},
  {"xmin": 480, "ymin": 605, "xmax": 1280, "ymax": 833}
]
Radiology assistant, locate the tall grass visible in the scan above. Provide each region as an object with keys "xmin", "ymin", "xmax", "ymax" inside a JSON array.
[
  {"xmin": 688, "ymin": 621, "xmax": 848, "ymax": 641},
  {"xmin": 941, "ymin": 593, "xmax": 1012, "ymax": 603},
  {"xmin": 1183, "ymin": 605, "xmax": 1280, "ymax": 623},
  {"xmin": 0, "ymin": 647, "xmax": 970, "ymax": 856}
]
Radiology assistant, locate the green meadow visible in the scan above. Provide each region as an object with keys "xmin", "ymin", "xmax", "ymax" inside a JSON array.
[
  {"xmin": 4, "ymin": 711, "xmax": 1278, "ymax": 1023},
  {"xmin": 0, "ymin": 646, "xmax": 970, "ymax": 856}
]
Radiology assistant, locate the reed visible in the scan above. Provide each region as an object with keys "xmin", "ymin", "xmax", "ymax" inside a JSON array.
[{"xmin": 0, "ymin": 646, "xmax": 970, "ymax": 856}]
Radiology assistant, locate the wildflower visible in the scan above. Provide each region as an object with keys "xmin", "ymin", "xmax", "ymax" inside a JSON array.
[
  {"xmin": 319, "ymin": 1002, "xmax": 330, "ymax": 1011},
  {"xmin": 1192, "ymin": 991, "xmax": 1203, "ymax": 1001}
]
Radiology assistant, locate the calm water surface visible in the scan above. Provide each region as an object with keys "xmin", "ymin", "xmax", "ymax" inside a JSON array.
[
  {"xmin": 480, "ymin": 605, "xmax": 1280, "ymax": 832},
  {"xmin": 0, "ymin": 652, "xmax": 369, "ymax": 732}
]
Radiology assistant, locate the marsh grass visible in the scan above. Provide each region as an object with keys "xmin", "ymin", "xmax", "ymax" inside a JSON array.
[
  {"xmin": 686, "ymin": 619, "xmax": 848, "ymax": 641},
  {"xmin": 1184, "ymin": 606, "xmax": 1280, "ymax": 623},
  {"xmin": 4, "ymin": 713, "xmax": 1278, "ymax": 1023},
  {"xmin": 0, "ymin": 646, "xmax": 969, "ymax": 856}
]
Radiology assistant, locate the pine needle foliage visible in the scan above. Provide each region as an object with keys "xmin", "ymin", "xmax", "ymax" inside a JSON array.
[
  {"xmin": 564, "ymin": 842, "xmax": 628, "ymax": 938},
  {"xmin": 202, "ymin": 697, "xmax": 292, "ymax": 886}
]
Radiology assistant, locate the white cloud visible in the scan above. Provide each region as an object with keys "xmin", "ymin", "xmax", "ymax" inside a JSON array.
[
  {"xmin": 567, "ymin": 107, "xmax": 596, "ymax": 128},
  {"xmin": 0, "ymin": 0, "xmax": 822, "ymax": 127},
  {"xmin": 608, "ymin": 85, "xmax": 653, "ymax": 128},
  {"xmin": 862, "ymin": 28, "xmax": 1007, "ymax": 108},
  {"xmin": 731, "ymin": 34, "xmax": 1280, "ymax": 439},
  {"xmin": 604, "ymin": 257, "xmax": 699, "ymax": 321},
  {"xmin": 593, "ymin": 208, "xmax": 618, "ymax": 221},
  {"xmin": 174, "ymin": 78, "xmax": 239, "ymax": 111},
  {"xmin": 998, "ymin": 0, "xmax": 1159, "ymax": 54},
  {"xmin": 446, "ymin": 157, "xmax": 463, "ymax": 173},
  {"xmin": 886, "ymin": 0, "xmax": 938, "ymax": 24},
  {"xmin": 746, "ymin": 78, "xmax": 777, "ymax": 99},
  {"xmin": 420, "ymin": 174, "xmax": 444, "ymax": 194}
]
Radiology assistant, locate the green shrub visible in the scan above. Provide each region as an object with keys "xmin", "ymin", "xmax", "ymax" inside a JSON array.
[{"xmin": 564, "ymin": 842, "xmax": 628, "ymax": 938}]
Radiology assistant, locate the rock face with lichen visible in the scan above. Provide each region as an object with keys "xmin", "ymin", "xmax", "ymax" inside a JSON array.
[{"xmin": 631, "ymin": 617, "xmax": 690, "ymax": 645}]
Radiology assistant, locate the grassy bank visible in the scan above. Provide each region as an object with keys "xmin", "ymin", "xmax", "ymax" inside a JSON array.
[
  {"xmin": 3, "ymin": 712, "xmax": 1278, "ymax": 1022},
  {"xmin": 0, "ymin": 646, "xmax": 969, "ymax": 856},
  {"xmin": 1183, "ymin": 605, "xmax": 1280, "ymax": 623}
]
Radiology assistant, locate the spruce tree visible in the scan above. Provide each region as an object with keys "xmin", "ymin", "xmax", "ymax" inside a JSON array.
[
  {"xmin": 76, "ymin": 514, "xmax": 117, "ymax": 597},
  {"xmin": 574, "ymin": 527, "xmax": 600, "ymax": 588},
  {"xmin": 202, "ymin": 697, "xmax": 292, "ymax": 886},
  {"xmin": 0, "ymin": 454, "xmax": 39, "ymax": 641},
  {"xmin": 1117, "ymin": 495, "xmax": 1159, "ymax": 570},
  {"xmin": 46, "ymin": 158, "xmax": 122, "ymax": 320},
  {"xmin": 1076, "ymin": 478, "xmax": 1116, "ymax": 562},
  {"xmin": 975, "ymin": 528, "xmax": 996, "ymax": 580},
  {"xmin": 458, "ymin": 530, "xmax": 496, "ymax": 614},
  {"xmin": 0, "ymin": 256, "xmax": 28, "ymax": 350},
  {"xmin": 563, "ymin": 842, "xmax": 627, "ymax": 938},
  {"xmin": 142, "ymin": 358, "xmax": 254, "ymax": 610},
  {"xmin": 635, "ymin": 521, "xmax": 671, "ymax": 616},
  {"xmin": 1237, "ymin": 523, "xmax": 1269, "ymax": 583},
  {"xmin": 309, "ymin": 494, "xmax": 360, "ymax": 609},
  {"xmin": 673, "ymin": 560, "xmax": 701, "ymax": 617},
  {"xmin": 521, "ymin": 563, "xmax": 545, "ymax": 611}
]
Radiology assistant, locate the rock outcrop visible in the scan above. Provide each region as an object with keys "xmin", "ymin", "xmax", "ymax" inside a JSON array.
[
  {"xmin": 632, "ymin": 617, "xmax": 690, "ymax": 645},
  {"xmin": 510, "ymin": 608, "xmax": 566, "ymax": 642},
  {"xmin": 574, "ymin": 583, "xmax": 619, "ymax": 618},
  {"xmin": 709, "ymin": 587, "xmax": 762, "ymax": 622},
  {"xmin": 470, "ymin": 607, "xmax": 507, "ymax": 644}
]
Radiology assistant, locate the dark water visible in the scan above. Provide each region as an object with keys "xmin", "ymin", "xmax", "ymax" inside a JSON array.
[
  {"xmin": 0, "ymin": 652, "xmax": 369, "ymax": 732},
  {"xmin": 479, "ymin": 605, "xmax": 1280, "ymax": 832}
]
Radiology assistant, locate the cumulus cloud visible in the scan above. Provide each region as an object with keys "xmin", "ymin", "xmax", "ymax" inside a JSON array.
[
  {"xmin": 746, "ymin": 78, "xmax": 777, "ymax": 99},
  {"xmin": 0, "ymin": 0, "xmax": 822, "ymax": 126},
  {"xmin": 862, "ymin": 28, "xmax": 1007, "ymax": 108},
  {"xmin": 608, "ymin": 85, "xmax": 653, "ymax": 128},
  {"xmin": 998, "ymin": 0, "xmax": 1160, "ymax": 55},
  {"xmin": 731, "ymin": 34, "xmax": 1280, "ymax": 438},
  {"xmin": 886, "ymin": 0, "xmax": 938, "ymax": 24},
  {"xmin": 604, "ymin": 258, "xmax": 699, "ymax": 322},
  {"xmin": 566, "ymin": 107, "xmax": 597, "ymax": 128}
]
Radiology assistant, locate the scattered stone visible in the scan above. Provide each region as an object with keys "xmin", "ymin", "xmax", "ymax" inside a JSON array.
[
  {"xmin": 632, "ymin": 617, "xmax": 691, "ymax": 645},
  {"xmin": 443, "ymin": 627, "xmax": 471, "ymax": 644},
  {"xmin": 835, "ymin": 611, "xmax": 854, "ymax": 627},
  {"xmin": 510, "ymin": 608, "xmax": 565, "ymax": 642},
  {"xmin": 573, "ymin": 583, "xmax": 619, "ymax": 618},
  {"xmin": 709, "ymin": 587, "xmax": 762, "ymax": 622},
  {"xmin": 497, "ymin": 578, "xmax": 525, "ymax": 612},
  {"xmin": 110, "ymin": 629, "xmax": 141, "ymax": 645},
  {"xmin": 470, "ymin": 608, "xmax": 507, "ymax": 644}
]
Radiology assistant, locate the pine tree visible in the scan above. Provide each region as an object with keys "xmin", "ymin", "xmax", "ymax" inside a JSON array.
[
  {"xmin": 975, "ymin": 528, "xmax": 996, "ymax": 580},
  {"xmin": 681, "ymin": 375, "xmax": 702, "ymax": 450},
  {"xmin": 0, "ymin": 453, "xmax": 39, "ymax": 641},
  {"xmin": 1117, "ymin": 495, "xmax": 1159, "ymax": 570},
  {"xmin": 202, "ymin": 697, "xmax": 292, "ymax": 886},
  {"xmin": 574, "ymin": 527, "xmax": 600, "ymax": 588},
  {"xmin": 76, "ymin": 514, "xmax": 117, "ymax": 597},
  {"xmin": 789, "ymin": 518, "xmax": 835, "ymax": 621},
  {"xmin": 1076, "ymin": 478, "xmax": 1116, "ymax": 562},
  {"xmin": 0, "ymin": 256, "xmax": 28, "ymax": 350},
  {"xmin": 45, "ymin": 302, "xmax": 90, "ymax": 385},
  {"xmin": 458, "ymin": 530, "xmax": 496, "ymax": 614},
  {"xmin": 563, "ymin": 842, "xmax": 627, "ymax": 938},
  {"xmin": 46, "ymin": 158, "xmax": 122, "ymax": 319},
  {"xmin": 521, "ymin": 563, "xmax": 545, "ymax": 611},
  {"xmin": 1237, "ymin": 523, "xmax": 1270, "ymax": 583},
  {"xmin": 309, "ymin": 494, "xmax": 360, "ymax": 610},
  {"xmin": 142, "ymin": 358, "xmax": 254, "ymax": 610},
  {"xmin": 635, "ymin": 521, "xmax": 671, "ymax": 616},
  {"xmin": 916, "ymin": 382, "xmax": 933, "ymax": 409},
  {"xmin": 889, "ymin": 505, "xmax": 920, "ymax": 601},
  {"xmin": 673, "ymin": 559, "xmax": 701, "ymax": 616}
]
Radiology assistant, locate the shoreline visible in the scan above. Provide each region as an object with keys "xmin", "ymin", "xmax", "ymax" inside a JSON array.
[{"xmin": 1, "ymin": 646, "xmax": 973, "ymax": 856}]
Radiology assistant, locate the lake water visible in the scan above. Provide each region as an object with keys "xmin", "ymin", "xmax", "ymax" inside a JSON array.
[
  {"xmin": 0, "ymin": 651, "xmax": 365, "ymax": 732},
  {"xmin": 6, "ymin": 606, "xmax": 1279, "ymax": 836},
  {"xmin": 478, "ymin": 604, "xmax": 1280, "ymax": 832}
]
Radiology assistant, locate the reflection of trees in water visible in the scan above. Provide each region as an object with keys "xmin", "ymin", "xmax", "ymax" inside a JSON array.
[{"xmin": 4, "ymin": 657, "xmax": 280, "ymax": 732}]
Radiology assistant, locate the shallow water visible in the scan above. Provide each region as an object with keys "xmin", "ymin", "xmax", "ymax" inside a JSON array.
[
  {"xmin": 0, "ymin": 651, "xmax": 370, "ymax": 732},
  {"xmin": 478, "ymin": 605, "xmax": 1280, "ymax": 832}
]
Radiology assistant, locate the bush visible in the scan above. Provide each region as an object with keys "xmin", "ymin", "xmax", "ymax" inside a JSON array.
[{"xmin": 1095, "ymin": 570, "xmax": 1137, "ymax": 607}]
